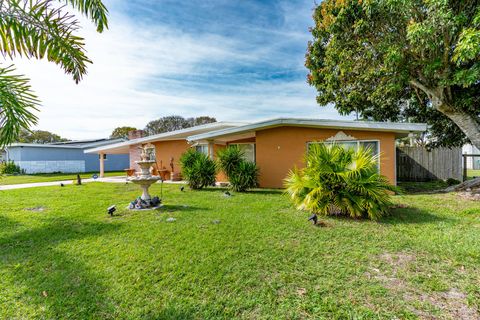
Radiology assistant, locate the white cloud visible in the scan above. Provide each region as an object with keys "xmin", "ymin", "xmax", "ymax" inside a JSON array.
[{"xmin": 10, "ymin": 1, "xmax": 348, "ymax": 139}]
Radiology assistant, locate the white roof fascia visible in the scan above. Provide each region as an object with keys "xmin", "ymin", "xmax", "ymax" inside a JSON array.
[
  {"xmin": 84, "ymin": 121, "xmax": 247, "ymax": 154},
  {"xmin": 8, "ymin": 139, "xmax": 126, "ymax": 150},
  {"xmin": 187, "ymin": 118, "xmax": 427, "ymax": 141},
  {"xmin": 7, "ymin": 143, "xmax": 84, "ymax": 149},
  {"xmin": 79, "ymin": 138, "xmax": 126, "ymax": 148}
]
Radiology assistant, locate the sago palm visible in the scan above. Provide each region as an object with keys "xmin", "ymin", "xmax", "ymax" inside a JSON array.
[
  {"xmin": 284, "ymin": 143, "xmax": 398, "ymax": 220},
  {"xmin": 0, "ymin": 0, "xmax": 109, "ymax": 146}
]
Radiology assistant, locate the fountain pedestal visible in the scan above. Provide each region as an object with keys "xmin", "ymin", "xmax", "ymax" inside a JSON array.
[
  {"xmin": 127, "ymin": 144, "xmax": 161, "ymax": 209},
  {"xmin": 128, "ymin": 160, "xmax": 160, "ymax": 201}
]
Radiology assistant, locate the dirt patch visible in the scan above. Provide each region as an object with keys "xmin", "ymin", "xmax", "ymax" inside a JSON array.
[
  {"xmin": 458, "ymin": 189, "xmax": 480, "ymax": 201},
  {"xmin": 296, "ymin": 288, "xmax": 307, "ymax": 297},
  {"xmin": 391, "ymin": 203, "xmax": 409, "ymax": 209},
  {"xmin": 314, "ymin": 221, "xmax": 330, "ymax": 227},
  {"xmin": 25, "ymin": 206, "xmax": 46, "ymax": 212},
  {"xmin": 366, "ymin": 252, "xmax": 478, "ymax": 319}
]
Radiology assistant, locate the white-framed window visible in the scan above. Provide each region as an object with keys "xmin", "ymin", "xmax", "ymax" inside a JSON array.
[
  {"xmin": 195, "ymin": 144, "xmax": 209, "ymax": 155},
  {"xmin": 229, "ymin": 143, "xmax": 255, "ymax": 163},
  {"xmin": 308, "ymin": 140, "xmax": 380, "ymax": 169}
]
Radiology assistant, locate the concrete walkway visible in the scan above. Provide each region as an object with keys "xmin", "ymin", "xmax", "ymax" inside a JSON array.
[
  {"xmin": 0, "ymin": 176, "xmax": 128, "ymax": 191},
  {"xmin": 0, "ymin": 176, "xmax": 189, "ymax": 191}
]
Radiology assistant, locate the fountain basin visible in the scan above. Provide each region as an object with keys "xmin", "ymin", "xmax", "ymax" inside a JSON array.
[{"xmin": 128, "ymin": 160, "xmax": 161, "ymax": 205}]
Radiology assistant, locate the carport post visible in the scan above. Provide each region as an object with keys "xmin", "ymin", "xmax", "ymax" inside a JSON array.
[
  {"xmin": 99, "ymin": 153, "xmax": 105, "ymax": 178},
  {"xmin": 208, "ymin": 140, "xmax": 215, "ymax": 160}
]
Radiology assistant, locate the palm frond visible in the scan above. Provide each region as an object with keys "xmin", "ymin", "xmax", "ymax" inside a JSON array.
[
  {"xmin": 0, "ymin": 0, "xmax": 93, "ymax": 83},
  {"xmin": 0, "ymin": 65, "xmax": 39, "ymax": 147},
  {"xmin": 63, "ymin": 0, "xmax": 108, "ymax": 32}
]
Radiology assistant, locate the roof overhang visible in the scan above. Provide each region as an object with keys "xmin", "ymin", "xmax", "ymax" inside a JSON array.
[
  {"xmin": 187, "ymin": 118, "xmax": 428, "ymax": 142},
  {"xmin": 84, "ymin": 122, "xmax": 247, "ymax": 154},
  {"xmin": 7, "ymin": 143, "xmax": 84, "ymax": 149},
  {"xmin": 7, "ymin": 138, "xmax": 126, "ymax": 150}
]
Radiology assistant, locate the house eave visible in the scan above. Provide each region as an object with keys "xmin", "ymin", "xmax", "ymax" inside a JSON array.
[
  {"xmin": 187, "ymin": 118, "xmax": 428, "ymax": 142},
  {"xmin": 84, "ymin": 122, "xmax": 248, "ymax": 154}
]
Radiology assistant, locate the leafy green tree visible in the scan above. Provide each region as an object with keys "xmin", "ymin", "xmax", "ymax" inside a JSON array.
[
  {"xmin": 16, "ymin": 129, "xmax": 68, "ymax": 144},
  {"xmin": 188, "ymin": 116, "xmax": 217, "ymax": 127},
  {"xmin": 145, "ymin": 116, "xmax": 190, "ymax": 135},
  {"xmin": 284, "ymin": 143, "xmax": 397, "ymax": 220},
  {"xmin": 306, "ymin": 0, "xmax": 480, "ymax": 148},
  {"xmin": 0, "ymin": 0, "xmax": 109, "ymax": 147},
  {"xmin": 144, "ymin": 116, "xmax": 216, "ymax": 136},
  {"xmin": 110, "ymin": 126, "xmax": 137, "ymax": 139}
]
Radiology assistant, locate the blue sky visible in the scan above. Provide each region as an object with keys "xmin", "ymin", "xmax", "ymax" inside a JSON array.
[{"xmin": 14, "ymin": 0, "xmax": 349, "ymax": 139}]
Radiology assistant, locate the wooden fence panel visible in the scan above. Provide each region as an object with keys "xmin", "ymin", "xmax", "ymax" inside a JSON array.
[{"xmin": 396, "ymin": 147, "xmax": 462, "ymax": 182}]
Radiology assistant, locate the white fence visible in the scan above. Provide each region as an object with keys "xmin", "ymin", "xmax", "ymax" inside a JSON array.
[{"xmin": 16, "ymin": 160, "xmax": 85, "ymax": 174}]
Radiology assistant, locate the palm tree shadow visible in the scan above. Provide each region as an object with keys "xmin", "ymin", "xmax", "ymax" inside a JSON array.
[
  {"xmin": 159, "ymin": 204, "xmax": 207, "ymax": 212},
  {"xmin": 0, "ymin": 215, "xmax": 21, "ymax": 231},
  {"xmin": 381, "ymin": 207, "xmax": 453, "ymax": 224},
  {"xmin": 0, "ymin": 217, "xmax": 120, "ymax": 318},
  {"xmin": 183, "ymin": 187, "xmax": 283, "ymax": 196}
]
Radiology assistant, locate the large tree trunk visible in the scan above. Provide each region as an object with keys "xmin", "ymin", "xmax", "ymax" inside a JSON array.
[
  {"xmin": 410, "ymin": 80, "xmax": 480, "ymax": 150},
  {"xmin": 445, "ymin": 177, "xmax": 480, "ymax": 192},
  {"xmin": 435, "ymin": 103, "xmax": 480, "ymax": 150}
]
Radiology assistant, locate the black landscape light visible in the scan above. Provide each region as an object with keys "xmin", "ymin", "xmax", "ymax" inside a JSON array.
[
  {"xmin": 60, "ymin": 183, "xmax": 64, "ymax": 187},
  {"xmin": 224, "ymin": 191, "xmax": 231, "ymax": 197},
  {"xmin": 107, "ymin": 205, "xmax": 116, "ymax": 216},
  {"xmin": 308, "ymin": 214, "xmax": 318, "ymax": 225},
  {"xmin": 180, "ymin": 186, "xmax": 184, "ymax": 192}
]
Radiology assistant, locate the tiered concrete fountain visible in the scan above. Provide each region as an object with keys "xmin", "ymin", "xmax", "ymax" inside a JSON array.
[{"xmin": 128, "ymin": 143, "xmax": 161, "ymax": 209}]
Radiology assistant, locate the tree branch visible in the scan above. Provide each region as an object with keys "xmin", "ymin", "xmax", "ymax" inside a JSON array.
[{"xmin": 409, "ymin": 79, "xmax": 436, "ymax": 98}]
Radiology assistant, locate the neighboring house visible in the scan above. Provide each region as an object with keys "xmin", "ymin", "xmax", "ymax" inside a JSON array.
[
  {"xmin": 6, "ymin": 138, "xmax": 129, "ymax": 174},
  {"xmin": 462, "ymin": 144, "xmax": 480, "ymax": 170},
  {"xmin": 86, "ymin": 118, "xmax": 426, "ymax": 188}
]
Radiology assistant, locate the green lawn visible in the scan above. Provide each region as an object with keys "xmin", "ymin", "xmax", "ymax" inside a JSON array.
[
  {"xmin": 398, "ymin": 180, "xmax": 449, "ymax": 193},
  {"xmin": 0, "ymin": 171, "xmax": 125, "ymax": 185},
  {"xmin": 468, "ymin": 169, "xmax": 480, "ymax": 179},
  {"xmin": 0, "ymin": 183, "xmax": 479, "ymax": 319}
]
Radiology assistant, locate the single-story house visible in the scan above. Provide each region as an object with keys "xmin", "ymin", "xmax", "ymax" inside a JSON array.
[
  {"xmin": 5, "ymin": 138, "xmax": 129, "ymax": 174},
  {"xmin": 85, "ymin": 118, "xmax": 426, "ymax": 188}
]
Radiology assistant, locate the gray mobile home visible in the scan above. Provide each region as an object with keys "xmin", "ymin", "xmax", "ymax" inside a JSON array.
[{"xmin": 5, "ymin": 139, "xmax": 129, "ymax": 174}]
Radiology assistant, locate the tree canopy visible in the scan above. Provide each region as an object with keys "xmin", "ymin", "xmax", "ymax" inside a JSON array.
[
  {"xmin": 0, "ymin": 0, "xmax": 109, "ymax": 147},
  {"xmin": 144, "ymin": 116, "xmax": 216, "ymax": 136},
  {"xmin": 306, "ymin": 0, "xmax": 480, "ymax": 148},
  {"xmin": 110, "ymin": 126, "xmax": 137, "ymax": 140},
  {"xmin": 15, "ymin": 129, "xmax": 69, "ymax": 144}
]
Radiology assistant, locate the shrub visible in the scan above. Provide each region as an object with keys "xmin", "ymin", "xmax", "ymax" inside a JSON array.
[
  {"xmin": 0, "ymin": 161, "xmax": 23, "ymax": 174},
  {"xmin": 284, "ymin": 143, "xmax": 398, "ymax": 220},
  {"xmin": 446, "ymin": 178, "xmax": 460, "ymax": 186},
  {"xmin": 217, "ymin": 146, "xmax": 259, "ymax": 192},
  {"xmin": 216, "ymin": 146, "xmax": 244, "ymax": 178},
  {"xmin": 180, "ymin": 149, "xmax": 216, "ymax": 189},
  {"xmin": 228, "ymin": 160, "xmax": 259, "ymax": 192}
]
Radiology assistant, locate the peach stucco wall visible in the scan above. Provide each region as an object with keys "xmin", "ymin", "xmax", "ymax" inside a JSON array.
[
  {"xmin": 153, "ymin": 140, "xmax": 190, "ymax": 179},
  {"xmin": 255, "ymin": 126, "xmax": 396, "ymax": 188},
  {"xmin": 152, "ymin": 140, "xmax": 227, "ymax": 181}
]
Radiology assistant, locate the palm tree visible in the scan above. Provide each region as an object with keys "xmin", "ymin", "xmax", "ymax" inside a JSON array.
[
  {"xmin": 0, "ymin": 0, "xmax": 109, "ymax": 146},
  {"xmin": 284, "ymin": 143, "xmax": 398, "ymax": 220}
]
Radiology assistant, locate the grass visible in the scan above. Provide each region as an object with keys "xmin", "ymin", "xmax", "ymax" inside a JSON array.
[
  {"xmin": 0, "ymin": 183, "xmax": 479, "ymax": 319},
  {"xmin": 398, "ymin": 180, "xmax": 449, "ymax": 193},
  {"xmin": 468, "ymin": 169, "xmax": 480, "ymax": 179},
  {"xmin": 0, "ymin": 171, "xmax": 125, "ymax": 185}
]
